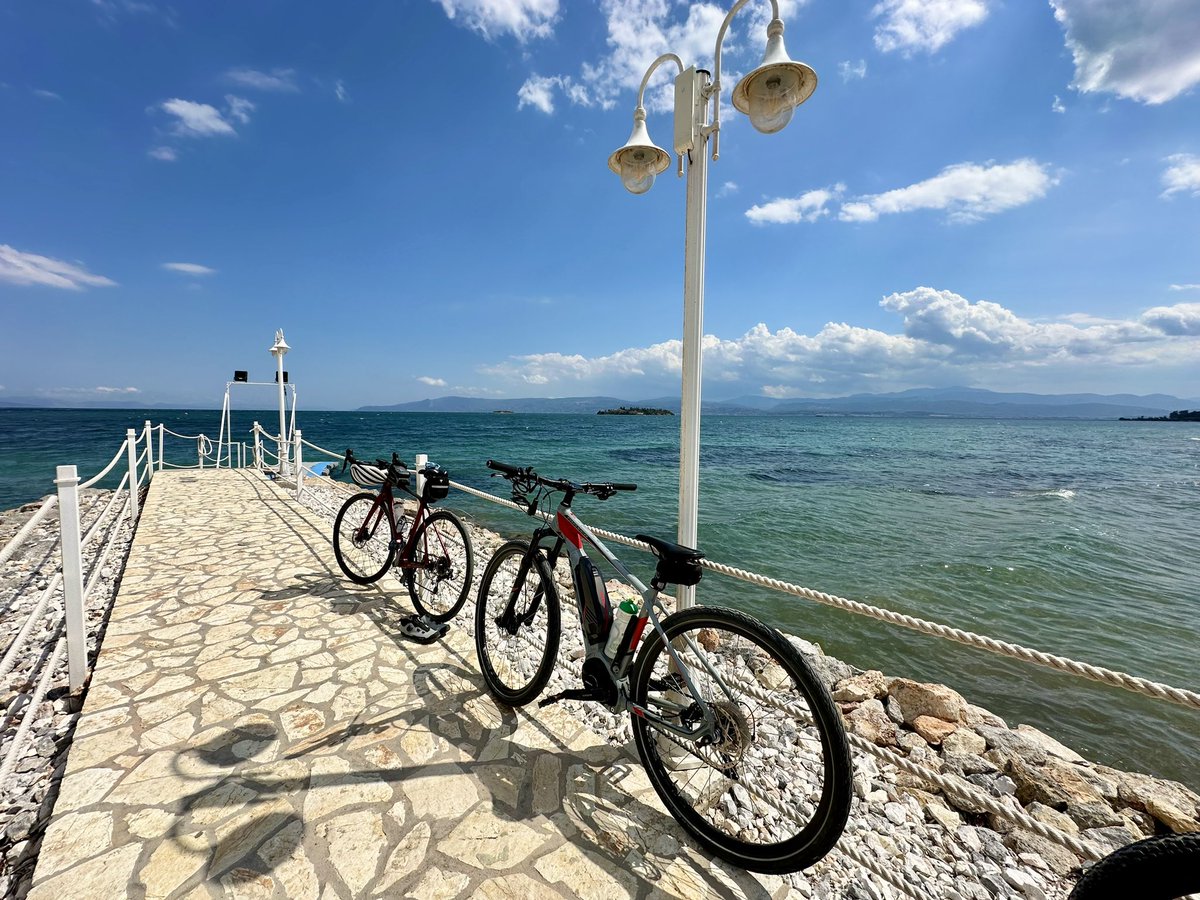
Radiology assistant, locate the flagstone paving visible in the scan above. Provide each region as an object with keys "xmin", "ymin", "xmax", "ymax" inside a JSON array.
[{"xmin": 29, "ymin": 470, "xmax": 792, "ymax": 899}]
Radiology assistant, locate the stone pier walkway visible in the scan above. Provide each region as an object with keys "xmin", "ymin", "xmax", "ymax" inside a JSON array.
[{"xmin": 29, "ymin": 470, "xmax": 791, "ymax": 899}]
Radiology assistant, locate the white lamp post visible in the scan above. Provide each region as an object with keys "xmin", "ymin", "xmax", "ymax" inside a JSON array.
[
  {"xmin": 270, "ymin": 330, "xmax": 290, "ymax": 477},
  {"xmin": 609, "ymin": 0, "xmax": 816, "ymax": 607}
]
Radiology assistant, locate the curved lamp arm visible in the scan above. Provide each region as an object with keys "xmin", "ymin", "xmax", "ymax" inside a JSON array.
[
  {"xmin": 710, "ymin": 0, "xmax": 782, "ymax": 160},
  {"xmin": 635, "ymin": 52, "xmax": 686, "ymax": 110}
]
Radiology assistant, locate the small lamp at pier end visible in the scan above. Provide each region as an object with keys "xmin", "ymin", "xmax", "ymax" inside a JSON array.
[
  {"xmin": 269, "ymin": 330, "xmax": 290, "ymax": 477},
  {"xmin": 607, "ymin": 0, "xmax": 816, "ymax": 608}
]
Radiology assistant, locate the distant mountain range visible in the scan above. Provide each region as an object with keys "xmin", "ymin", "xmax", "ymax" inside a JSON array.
[{"xmin": 359, "ymin": 387, "xmax": 1199, "ymax": 419}]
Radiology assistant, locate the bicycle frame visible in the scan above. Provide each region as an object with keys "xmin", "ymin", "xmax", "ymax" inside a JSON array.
[
  {"xmin": 359, "ymin": 482, "xmax": 432, "ymax": 572},
  {"xmin": 523, "ymin": 496, "xmax": 735, "ymax": 744}
]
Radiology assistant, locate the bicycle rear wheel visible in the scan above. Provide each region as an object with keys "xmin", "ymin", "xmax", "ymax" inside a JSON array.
[
  {"xmin": 332, "ymin": 492, "xmax": 395, "ymax": 584},
  {"xmin": 405, "ymin": 510, "xmax": 474, "ymax": 622},
  {"xmin": 474, "ymin": 540, "xmax": 560, "ymax": 706},
  {"xmin": 1069, "ymin": 833, "xmax": 1200, "ymax": 900},
  {"xmin": 630, "ymin": 606, "xmax": 852, "ymax": 874}
]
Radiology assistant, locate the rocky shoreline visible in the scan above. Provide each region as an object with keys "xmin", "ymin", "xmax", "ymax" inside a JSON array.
[{"xmin": 0, "ymin": 477, "xmax": 1195, "ymax": 899}]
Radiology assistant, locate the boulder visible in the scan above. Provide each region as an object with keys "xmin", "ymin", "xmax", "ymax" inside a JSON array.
[
  {"xmin": 888, "ymin": 678, "xmax": 968, "ymax": 725},
  {"xmin": 1026, "ymin": 801, "xmax": 1079, "ymax": 836},
  {"xmin": 832, "ymin": 670, "xmax": 888, "ymax": 703},
  {"xmin": 913, "ymin": 715, "xmax": 958, "ymax": 745},
  {"xmin": 942, "ymin": 727, "xmax": 987, "ymax": 756},
  {"xmin": 1008, "ymin": 756, "xmax": 1107, "ymax": 812},
  {"xmin": 1103, "ymin": 769, "xmax": 1200, "ymax": 834},
  {"xmin": 1002, "ymin": 830, "xmax": 1079, "ymax": 878},
  {"xmin": 1014, "ymin": 724, "xmax": 1086, "ymax": 764},
  {"xmin": 845, "ymin": 699, "xmax": 898, "ymax": 747}
]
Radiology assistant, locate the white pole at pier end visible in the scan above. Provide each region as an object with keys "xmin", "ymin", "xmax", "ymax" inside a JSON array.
[
  {"xmin": 144, "ymin": 420, "xmax": 154, "ymax": 476},
  {"xmin": 126, "ymin": 429, "xmax": 140, "ymax": 521},
  {"xmin": 270, "ymin": 330, "xmax": 290, "ymax": 477},
  {"xmin": 415, "ymin": 453, "xmax": 428, "ymax": 499},
  {"xmin": 55, "ymin": 465, "xmax": 87, "ymax": 697},
  {"xmin": 294, "ymin": 430, "xmax": 304, "ymax": 497}
]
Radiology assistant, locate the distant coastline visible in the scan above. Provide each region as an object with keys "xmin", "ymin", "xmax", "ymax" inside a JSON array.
[
  {"xmin": 597, "ymin": 406, "xmax": 673, "ymax": 416},
  {"xmin": 1119, "ymin": 409, "xmax": 1200, "ymax": 422}
]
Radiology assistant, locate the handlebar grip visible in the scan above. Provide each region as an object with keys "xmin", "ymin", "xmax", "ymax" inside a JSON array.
[
  {"xmin": 486, "ymin": 459, "xmax": 521, "ymax": 476},
  {"xmin": 611, "ymin": 482, "xmax": 637, "ymax": 492}
]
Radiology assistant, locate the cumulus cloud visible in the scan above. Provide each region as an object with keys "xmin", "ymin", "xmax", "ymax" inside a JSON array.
[
  {"xmin": 162, "ymin": 262, "xmax": 216, "ymax": 276},
  {"xmin": 839, "ymin": 60, "xmax": 867, "ymax": 82},
  {"xmin": 1161, "ymin": 154, "xmax": 1200, "ymax": 198},
  {"xmin": 517, "ymin": 74, "xmax": 560, "ymax": 114},
  {"xmin": 0, "ymin": 245, "xmax": 117, "ymax": 290},
  {"xmin": 418, "ymin": 376, "xmax": 448, "ymax": 387},
  {"xmin": 1052, "ymin": 94, "xmax": 1065, "ymax": 113},
  {"xmin": 434, "ymin": 0, "xmax": 559, "ymax": 42},
  {"xmin": 746, "ymin": 185, "xmax": 845, "ymax": 225},
  {"xmin": 160, "ymin": 98, "xmax": 236, "ymax": 136},
  {"xmin": 148, "ymin": 146, "xmax": 177, "ymax": 161},
  {"xmin": 873, "ymin": 0, "xmax": 989, "ymax": 55},
  {"xmin": 1169, "ymin": 284, "xmax": 1200, "ymax": 291},
  {"xmin": 95, "ymin": 386, "xmax": 141, "ymax": 394},
  {"xmin": 1050, "ymin": 0, "xmax": 1200, "ymax": 105},
  {"xmin": 473, "ymin": 288, "xmax": 1200, "ymax": 397},
  {"xmin": 838, "ymin": 159, "xmax": 1057, "ymax": 224},
  {"xmin": 225, "ymin": 67, "xmax": 299, "ymax": 92},
  {"xmin": 225, "ymin": 95, "xmax": 254, "ymax": 125},
  {"xmin": 1140, "ymin": 302, "xmax": 1200, "ymax": 336}
]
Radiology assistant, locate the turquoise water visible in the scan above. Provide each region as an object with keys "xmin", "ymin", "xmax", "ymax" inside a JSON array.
[{"xmin": 2, "ymin": 408, "xmax": 1198, "ymax": 785}]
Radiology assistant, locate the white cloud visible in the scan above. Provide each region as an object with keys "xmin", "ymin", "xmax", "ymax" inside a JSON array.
[
  {"xmin": 873, "ymin": 0, "xmax": 989, "ymax": 55},
  {"xmin": 746, "ymin": 185, "xmax": 845, "ymax": 224},
  {"xmin": 1169, "ymin": 283, "xmax": 1200, "ymax": 291},
  {"xmin": 225, "ymin": 67, "xmax": 299, "ymax": 92},
  {"xmin": 434, "ymin": 0, "xmax": 559, "ymax": 42},
  {"xmin": 160, "ymin": 98, "xmax": 236, "ymax": 137},
  {"xmin": 716, "ymin": 181, "xmax": 739, "ymax": 197},
  {"xmin": 32, "ymin": 89, "xmax": 62, "ymax": 101},
  {"xmin": 225, "ymin": 95, "xmax": 254, "ymax": 125},
  {"xmin": 1140, "ymin": 302, "xmax": 1200, "ymax": 336},
  {"xmin": 839, "ymin": 60, "xmax": 867, "ymax": 82},
  {"xmin": 1161, "ymin": 154, "xmax": 1200, "ymax": 198},
  {"xmin": 473, "ymin": 288, "xmax": 1200, "ymax": 397},
  {"xmin": 418, "ymin": 376, "xmax": 448, "ymax": 387},
  {"xmin": 334, "ymin": 80, "xmax": 348, "ymax": 103},
  {"xmin": 517, "ymin": 74, "xmax": 560, "ymax": 114},
  {"xmin": 838, "ymin": 159, "xmax": 1057, "ymax": 224},
  {"xmin": 0, "ymin": 245, "xmax": 117, "ymax": 290},
  {"xmin": 148, "ymin": 146, "xmax": 177, "ymax": 161},
  {"xmin": 162, "ymin": 262, "xmax": 216, "ymax": 276},
  {"xmin": 1050, "ymin": 0, "xmax": 1200, "ymax": 105},
  {"xmin": 1052, "ymin": 94, "xmax": 1065, "ymax": 113},
  {"xmin": 95, "ymin": 386, "xmax": 140, "ymax": 394}
]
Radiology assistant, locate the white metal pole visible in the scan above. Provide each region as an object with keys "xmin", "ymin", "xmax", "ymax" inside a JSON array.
[
  {"xmin": 157, "ymin": 423, "xmax": 164, "ymax": 472},
  {"xmin": 125, "ymin": 430, "xmax": 140, "ymax": 520},
  {"xmin": 55, "ymin": 466, "xmax": 87, "ymax": 695},
  {"xmin": 276, "ymin": 350, "xmax": 288, "ymax": 477},
  {"xmin": 198, "ymin": 436, "xmax": 204, "ymax": 469},
  {"xmin": 677, "ymin": 68, "xmax": 710, "ymax": 609},
  {"xmin": 294, "ymin": 429, "xmax": 304, "ymax": 497},
  {"xmin": 253, "ymin": 422, "xmax": 262, "ymax": 470},
  {"xmin": 415, "ymin": 453, "xmax": 428, "ymax": 499},
  {"xmin": 144, "ymin": 420, "xmax": 154, "ymax": 476}
]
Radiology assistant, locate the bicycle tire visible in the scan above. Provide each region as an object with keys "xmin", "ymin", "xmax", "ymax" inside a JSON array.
[
  {"xmin": 1069, "ymin": 832, "xmax": 1200, "ymax": 900},
  {"xmin": 630, "ymin": 606, "xmax": 852, "ymax": 874},
  {"xmin": 404, "ymin": 510, "xmax": 474, "ymax": 622},
  {"xmin": 332, "ymin": 492, "xmax": 395, "ymax": 585},
  {"xmin": 474, "ymin": 540, "xmax": 560, "ymax": 706}
]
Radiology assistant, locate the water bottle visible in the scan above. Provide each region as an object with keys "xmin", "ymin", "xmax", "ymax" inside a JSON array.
[{"xmin": 604, "ymin": 599, "xmax": 639, "ymax": 658}]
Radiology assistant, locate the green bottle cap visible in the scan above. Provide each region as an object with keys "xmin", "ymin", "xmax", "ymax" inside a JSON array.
[{"xmin": 619, "ymin": 600, "xmax": 638, "ymax": 614}]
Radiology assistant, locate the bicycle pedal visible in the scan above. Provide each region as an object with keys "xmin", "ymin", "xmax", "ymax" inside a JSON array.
[{"xmin": 537, "ymin": 687, "xmax": 607, "ymax": 708}]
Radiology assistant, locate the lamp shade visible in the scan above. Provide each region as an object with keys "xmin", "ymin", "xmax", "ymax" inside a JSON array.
[
  {"xmin": 731, "ymin": 21, "xmax": 817, "ymax": 134},
  {"xmin": 607, "ymin": 108, "xmax": 672, "ymax": 195}
]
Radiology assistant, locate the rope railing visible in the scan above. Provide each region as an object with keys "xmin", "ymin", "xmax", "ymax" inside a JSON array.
[
  {"xmin": 79, "ymin": 439, "xmax": 130, "ymax": 491},
  {"xmin": 0, "ymin": 496, "xmax": 57, "ymax": 568}
]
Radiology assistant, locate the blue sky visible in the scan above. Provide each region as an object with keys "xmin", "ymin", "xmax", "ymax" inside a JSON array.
[{"xmin": 2, "ymin": 0, "xmax": 1199, "ymax": 409}]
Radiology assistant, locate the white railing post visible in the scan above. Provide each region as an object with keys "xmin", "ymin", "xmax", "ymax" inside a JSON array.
[
  {"xmin": 157, "ymin": 423, "xmax": 164, "ymax": 472},
  {"xmin": 253, "ymin": 422, "xmax": 262, "ymax": 470},
  {"xmin": 294, "ymin": 430, "xmax": 304, "ymax": 497},
  {"xmin": 55, "ymin": 465, "xmax": 87, "ymax": 695},
  {"xmin": 144, "ymin": 420, "xmax": 154, "ymax": 476},
  {"xmin": 198, "ymin": 436, "xmax": 204, "ymax": 469},
  {"xmin": 125, "ymin": 429, "xmax": 139, "ymax": 521},
  {"xmin": 415, "ymin": 452, "xmax": 428, "ymax": 498}
]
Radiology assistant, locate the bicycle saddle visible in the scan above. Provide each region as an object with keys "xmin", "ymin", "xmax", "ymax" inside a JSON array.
[{"xmin": 635, "ymin": 534, "xmax": 705, "ymax": 564}]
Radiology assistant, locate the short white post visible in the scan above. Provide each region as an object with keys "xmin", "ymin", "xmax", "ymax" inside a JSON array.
[
  {"xmin": 157, "ymin": 424, "xmax": 164, "ymax": 472},
  {"xmin": 198, "ymin": 436, "xmax": 204, "ymax": 469},
  {"xmin": 415, "ymin": 453, "xmax": 428, "ymax": 498},
  {"xmin": 144, "ymin": 420, "xmax": 154, "ymax": 477},
  {"xmin": 56, "ymin": 465, "xmax": 87, "ymax": 696},
  {"xmin": 294, "ymin": 429, "xmax": 304, "ymax": 497},
  {"xmin": 253, "ymin": 422, "xmax": 262, "ymax": 470},
  {"xmin": 126, "ymin": 430, "xmax": 140, "ymax": 520}
]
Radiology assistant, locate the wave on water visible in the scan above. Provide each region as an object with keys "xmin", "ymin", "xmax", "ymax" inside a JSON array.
[{"xmin": 1033, "ymin": 488, "xmax": 1076, "ymax": 501}]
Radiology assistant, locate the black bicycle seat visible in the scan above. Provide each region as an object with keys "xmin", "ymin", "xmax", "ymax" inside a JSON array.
[{"xmin": 636, "ymin": 534, "xmax": 705, "ymax": 564}]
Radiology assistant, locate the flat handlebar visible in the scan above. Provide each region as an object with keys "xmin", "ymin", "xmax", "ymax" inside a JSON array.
[{"xmin": 486, "ymin": 459, "xmax": 636, "ymax": 500}]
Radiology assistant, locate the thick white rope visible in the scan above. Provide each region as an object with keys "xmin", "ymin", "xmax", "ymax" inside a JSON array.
[
  {"xmin": 79, "ymin": 439, "xmax": 130, "ymax": 490},
  {"xmin": 299, "ymin": 436, "xmax": 345, "ymax": 460},
  {"xmin": 0, "ymin": 496, "xmax": 58, "ymax": 568},
  {"xmin": 0, "ymin": 636, "xmax": 65, "ymax": 787},
  {"xmin": 448, "ymin": 481, "xmax": 1200, "ymax": 714},
  {"xmin": 80, "ymin": 474, "xmax": 128, "ymax": 554},
  {"xmin": 0, "ymin": 573, "xmax": 63, "ymax": 684},
  {"xmin": 160, "ymin": 425, "xmax": 206, "ymax": 440}
]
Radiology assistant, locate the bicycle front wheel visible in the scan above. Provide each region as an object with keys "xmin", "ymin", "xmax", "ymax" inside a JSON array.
[
  {"xmin": 405, "ymin": 510, "xmax": 474, "ymax": 622},
  {"xmin": 332, "ymin": 492, "xmax": 395, "ymax": 584},
  {"xmin": 1069, "ymin": 833, "xmax": 1200, "ymax": 900},
  {"xmin": 630, "ymin": 606, "xmax": 852, "ymax": 874},
  {"xmin": 474, "ymin": 540, "xmax": 560, "ymax": 706}
]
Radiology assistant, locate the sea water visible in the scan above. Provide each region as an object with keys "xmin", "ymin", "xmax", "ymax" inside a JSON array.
[{"xmin": 2, "ymin": 407, "xmax": 1197, "ymax": 785}]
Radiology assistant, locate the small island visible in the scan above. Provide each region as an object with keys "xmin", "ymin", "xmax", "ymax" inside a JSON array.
[
  {"xmin": 597, "ymin": 406, "xmax": 674, "ymax": 416},
  {"xmin": 1119, "ymin": 409, "xmax": 1200, "ymax": 421}
]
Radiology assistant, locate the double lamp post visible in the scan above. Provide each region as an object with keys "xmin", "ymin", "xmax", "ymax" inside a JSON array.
[{"xmin": 607, "ymin": 0, "xmax": 817, "ymax": 606}]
